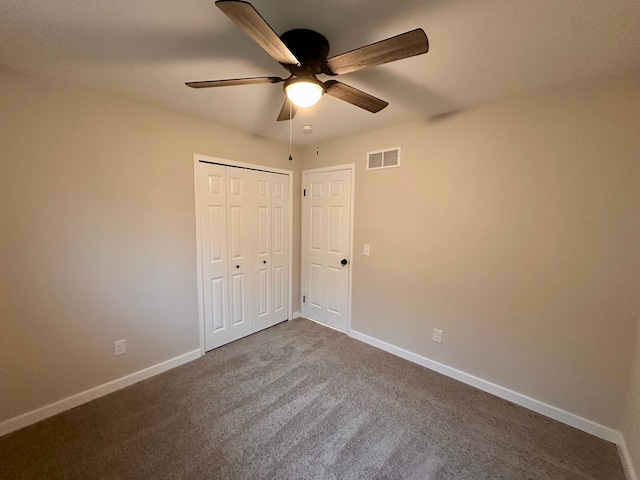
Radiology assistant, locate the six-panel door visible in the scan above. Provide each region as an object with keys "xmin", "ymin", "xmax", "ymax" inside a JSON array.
[{"xmin": 302, "ymin": 168, "xmax": 352, "ymax": 332}]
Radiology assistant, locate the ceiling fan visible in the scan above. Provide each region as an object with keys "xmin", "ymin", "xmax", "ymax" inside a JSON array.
[{"xmin": 186, "ymin": 0, "xmax": 430, "ymax": 121}]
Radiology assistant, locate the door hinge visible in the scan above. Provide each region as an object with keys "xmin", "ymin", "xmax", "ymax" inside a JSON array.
[
  {"xmin": 303, "ymin": 295, "xmax": 306, "ymax": 303},
  {"xmin": 303, "ymin": 189, "xmax": 306, "ymax": 196}
]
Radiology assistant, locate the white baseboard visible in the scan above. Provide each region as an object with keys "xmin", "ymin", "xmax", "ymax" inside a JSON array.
[
  {"xmin": 619, "ymin": 437, "xmax": 639, "ymax": 480},
  {"xmin": 0, "ymin": 349, "xmax": 201, "ymax": 438},
  {"xmin": 292, "ymin": 311, "xmax": 301, "ymax": 319},
  {"xmin": 3, "ymin": 324, "xmax": 635, "ymax": 479},
  {"xmin": 349, "ymin": 329, "xmax": 622, "ymax": 444}
]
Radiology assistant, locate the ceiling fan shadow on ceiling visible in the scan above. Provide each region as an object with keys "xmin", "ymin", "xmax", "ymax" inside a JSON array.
[{"xmin": 186, "ymin": 0, "xmax": 430, "ymax": 121}]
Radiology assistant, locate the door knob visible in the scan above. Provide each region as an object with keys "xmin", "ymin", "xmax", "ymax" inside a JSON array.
[
  {"xmin": 263, "ymin": 260, "xmax": 267, "ymax": 264},
  {"xmin": 236, "ymin": 265, "xmax": 240, "ymax": 269},
  {"xmin": 341, "ymin": 259, "xmax": 348, "ymax": 266}
]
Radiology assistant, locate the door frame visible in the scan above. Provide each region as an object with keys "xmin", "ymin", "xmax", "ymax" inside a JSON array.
[
  {"xmin": 193, "ymin": 154, "xmax": 294, "ymax": 355},
  {"xmin": 301, "ymin": 163, "xmax": 355, "ymax": 334}
]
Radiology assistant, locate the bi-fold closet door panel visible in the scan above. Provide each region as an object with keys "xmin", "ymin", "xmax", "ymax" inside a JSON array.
[
  {"xmin": 269, "ymin": 174, "xmax": 289, "ymax": 326},
  {"xmin": 252, "ymin": 171, "xmax": 290, "ymax": 331},
  {"xmin": 200, "ymin": 163, "xmax": 233, "ymax": 350},
  {"xmin": 252, "ymin": 171, "xmax": 271, "ymax": 332},
  {"xmin": 249, "ymin": 169, "xmax": 290, "ymax": 332},
  {"xmin": 200, "ymin": 162, "xmax": 289, "ymax": 351},
  {"xmin": 225, "ymin": 168, "xmax": 253, "ymax": 343}
]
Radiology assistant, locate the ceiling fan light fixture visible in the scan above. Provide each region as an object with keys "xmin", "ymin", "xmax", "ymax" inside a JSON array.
[
  {"xmin": 285, "ymin": 79, "xmax": 323, "ymax": 108},
  {"xmin": 190, "ymin": 1, "xmax": 430, "ymax": 122}
]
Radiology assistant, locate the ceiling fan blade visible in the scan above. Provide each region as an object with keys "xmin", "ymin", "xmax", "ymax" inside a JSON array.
[
  {"xmin": 186, "ymin": 76, "xmax": 284, "ymax": 88},
  {"xmin": 277, "ymin": 97, "xmax": 298, "ymax": 121},
  {"xmin": 326, "ymin": 28, "xmax": 429, "ymax": 75},
  {"xmin": 323, "ymin": 80, "xmax": 388, "ymax": 113},
  {"xmin": 215, "ymin": 0, "xmax": 300, "ymax": 66}
]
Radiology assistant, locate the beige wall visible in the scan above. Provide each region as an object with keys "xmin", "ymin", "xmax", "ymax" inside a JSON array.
[
  {"xmin": 300, "ymin": 73, "xmax": 640, "ymax": 430},
  {"xmin": 623, "ymin": 316, "xmax": 640, "ymax": 476},
  {"xmin": 2, "ymin": 63, "xmax": 639, "ymax": 442},
  {"xmin": 0, "ymin": 67, "xmax": 301, "ymax": 423}
]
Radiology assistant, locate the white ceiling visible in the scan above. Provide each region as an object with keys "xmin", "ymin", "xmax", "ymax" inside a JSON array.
[{"xmin": 2, "ymin": 0, "xmax": 640, "ymax": 146}]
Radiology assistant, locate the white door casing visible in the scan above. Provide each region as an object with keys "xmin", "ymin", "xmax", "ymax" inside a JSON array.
[{"xmin": 302, "ymin": 165, "xmax": 354, "ymax": 332}]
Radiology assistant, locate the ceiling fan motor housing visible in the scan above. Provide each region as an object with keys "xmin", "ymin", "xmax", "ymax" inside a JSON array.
[{"xmin": 280, "ymin": 29, "xmax": 330, "ymax": 76}]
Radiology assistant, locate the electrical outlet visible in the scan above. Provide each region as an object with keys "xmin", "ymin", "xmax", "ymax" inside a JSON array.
[
  {"xmin": 432, "ymin": 329, "xmax": 443, "ymax": 344},
  {"xmin": 113, "ymin": 339, "xmax": 126, "ymax": 356},
  {"xmin": 363, "ymin": 244, "xmax": 370, "ymax": 256}
]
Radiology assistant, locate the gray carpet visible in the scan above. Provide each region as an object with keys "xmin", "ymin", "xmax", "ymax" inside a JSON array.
[{"xmin": 0, "ymin": 318, "xmax": 626, "ymax": 479}]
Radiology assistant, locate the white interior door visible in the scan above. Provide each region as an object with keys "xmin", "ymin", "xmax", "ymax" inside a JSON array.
[
  {"xmin": 200, "ymin": 163, "xmax": 231, "ymax": 350},
  {"xmin": 270, "ymin": 174, "xmax": 289, "ymax": 325},
  {"xmin": 198, "ymin": 160, "xmax": 291, "ymax": 351},
  {"xmin": 225, "ymin": 168, "xmax": 253, "ymax": 342},
  {"xmin": 251, "ymin": 169, "xmax": 272, "ymax": 332},
  {"xmin": 302, "ymin": 167, "xmax": 353, "ymax": 332},
  {"xmin": 252, "ymin": 171, "xmax": 289, "ymax": 332}
]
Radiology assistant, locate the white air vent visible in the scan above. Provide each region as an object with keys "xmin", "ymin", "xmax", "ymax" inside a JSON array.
[{"xmin": 367, "ymin": 147, "xmax": 401, "ymax": 170}]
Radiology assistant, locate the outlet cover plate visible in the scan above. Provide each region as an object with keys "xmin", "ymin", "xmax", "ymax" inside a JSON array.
[
  {"xmin": 432, "ymin": 329, "xmax": 443, "ymax": 344},
  {"xmin": 114, "ymin": 339, "xmax": 126, "ymax": 356}
]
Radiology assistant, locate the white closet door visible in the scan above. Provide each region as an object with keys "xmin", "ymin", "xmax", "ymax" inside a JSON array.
[
  {"xmin": 200, "ymin": 163, "xmax": 230, "ymax": 351},
  {"xmin": 251, "ymin": 170, "xmax": 272, "ymax": 331},
  {"xmin": 252, "ymin": 171, "xmax": 289, "ymax": 332},
  {"xmin": 270, "ymin": 173, "xmax": 289, "ymax": 325},
  {"xmin": 225, "ymin": 167, "xmax": 253, "ymax": 342},
  {"xmin": 198, "ymin": 161, "xmax": 290, "ymax": 351}
]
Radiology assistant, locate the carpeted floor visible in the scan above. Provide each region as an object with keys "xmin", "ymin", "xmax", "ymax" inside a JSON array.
[{"xmin": 0, "ymin": 318, "xmax": 626, "ymax": 479}]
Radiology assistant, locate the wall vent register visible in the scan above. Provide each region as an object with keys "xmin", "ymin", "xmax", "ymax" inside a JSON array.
[{"xmin": 367, "ymin": 147, "xmax": 401, "ymax": 170}]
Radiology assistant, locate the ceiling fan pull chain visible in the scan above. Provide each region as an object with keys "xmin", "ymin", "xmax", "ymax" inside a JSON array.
[
  {"xmin": 289, "ymin": 101, "xmax": 293, "ymax": 161},
  {"xmin": 316, "ymin": 102, "xmax": 320, "ymax": 156}
]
